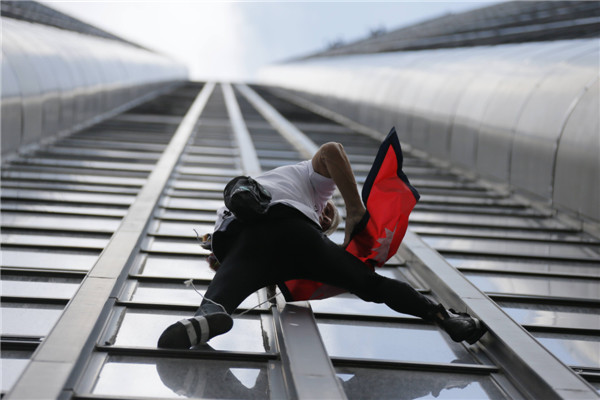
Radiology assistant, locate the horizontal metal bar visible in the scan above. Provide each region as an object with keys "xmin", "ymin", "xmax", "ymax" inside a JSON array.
[
  {"xmin": 331, "ymin": 356, "xmax": 499, "ymax": 374},
  {"xmin": 490, "ymin": 293, "xmax": 600, "ymax": 308},
  {"xmin": 95, "ymin": 345, "xmax": 278, "ymax": 362},
  {"xmin": 115, "ymin": 300, "xmax": 270, "ymax": 315},
  {"xmin": 222, "ymin": 82, "xmax": 261, "ymax": 177}
]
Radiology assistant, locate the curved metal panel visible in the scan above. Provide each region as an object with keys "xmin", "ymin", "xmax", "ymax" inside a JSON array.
[
  {"xmin": 509, "ymin": 42, "xmax": 599, "ymax": 199},
  {"xmin": 447, "ymin": 43, "xmax": 542, "ymax": 168},
  {"xmin": 2, "ymin": 22, "xmax": 44, "ymax": 149},
  {"xmin": 1, "ymin": 17, "xmax": 187, "ymax": 158},
  {"xmin": 1, "ymin": 52, "xmax": 23, "ymax": 155},
  {"xmin": 7, "ymin": 19, "xmax": 65, "ymax": 140},
  {"xmin": 553, "ymin": 78, "xmax": 600, "ymax": 221},
  {"xmin": 258, "ymin": 38, "xmax": 600, "ymax": 223},
  {"xmin": 472, "ymin": 40, "xmax": 584, "ymax": 182}
]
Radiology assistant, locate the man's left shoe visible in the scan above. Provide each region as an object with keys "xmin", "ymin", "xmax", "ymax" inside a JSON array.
[{"xmin": 157, "ymin": 304, "xmax": 233, "ymax": 349}]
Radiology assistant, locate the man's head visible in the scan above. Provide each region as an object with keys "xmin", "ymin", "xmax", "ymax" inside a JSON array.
[{"xmin": 320, "ymin": 199, "xmax": 341, "ymax": 236}]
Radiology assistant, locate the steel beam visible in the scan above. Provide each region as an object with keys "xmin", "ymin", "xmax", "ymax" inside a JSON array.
[{"xmin": 235, "ymin": 83, "xmax": 348, "ymax": 399}]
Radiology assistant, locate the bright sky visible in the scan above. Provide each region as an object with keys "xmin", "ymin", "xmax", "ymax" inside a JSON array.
[{"xmin": 39, "ymin": 1, "xmax": 501, "ymax": 82}]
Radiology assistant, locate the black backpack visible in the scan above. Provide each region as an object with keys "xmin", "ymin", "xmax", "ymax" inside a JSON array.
[{"xmin": 223, "ymin": 176, "xmax": 272, "ymax": 222}]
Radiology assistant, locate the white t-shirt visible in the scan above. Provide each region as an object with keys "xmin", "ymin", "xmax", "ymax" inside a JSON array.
[{"xmin": 214, "ymin": 160, "xmax": 336, "ymax": 230}]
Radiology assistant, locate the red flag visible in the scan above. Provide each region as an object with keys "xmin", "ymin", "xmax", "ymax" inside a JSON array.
[{"xmin": 281, "ymin": 128, "xmax": 420, "ymax": 301}]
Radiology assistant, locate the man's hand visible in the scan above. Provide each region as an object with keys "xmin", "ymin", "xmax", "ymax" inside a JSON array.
[
  {"xmin": 343, "ymin": 206, "xmax": 366, "ymax": 247},
  {"xmin": 312, "ymin": 142, "xmax": 366, "ymax": 246}
]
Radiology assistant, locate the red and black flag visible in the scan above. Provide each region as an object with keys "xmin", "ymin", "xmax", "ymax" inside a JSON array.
[{"xmin": 282, "ymin": 127, "xmax": 420, "ymax": 301}]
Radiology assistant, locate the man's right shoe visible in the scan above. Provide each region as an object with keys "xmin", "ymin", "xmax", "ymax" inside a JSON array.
[
  {"xmin": 430, "ymin": 305, "xmax": 487, "ymax": 344},
  {"xmin": 157, "ymin": 304, "xmax": 233, "ymax": 349}
]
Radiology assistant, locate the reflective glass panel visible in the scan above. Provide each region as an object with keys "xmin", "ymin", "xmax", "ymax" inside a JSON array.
[
  {"xmin": 317, "ymin": 320, "xmax": 478, "ymax": 364},
  {"xmin": 129, "ymin": 282, "xmax": 264, "ymax": 310},
  {"xmin": 1, "ymin": 233, "xmax": 108, "ymax": 249},
  {"xmin": 0, "ymin": 189, "xmax": 134, "ymax": 205},
  {"xmin": 413, "ymin": 225, "xmax": 590, "ymax": 242},
  {"xmin": 0, "ymin": 201, "xmax": 128, "ymax": 217},
  {"xmin": 500, "ymin": 304, "xmax": 600, "ymax": 331},
  {"xmin": 1, "ymin": 212, "xmax": 121, "ymax": 232},
  {"xmin": 1, "ymin": 350, "xmax": 32, "ymax": 393},
  {"xmin": 336, "ymin": 366, "xmax": 507, "ymax": 399},
  {"xmin": 154, "ymin": 221, "xmax": 214, "ymax": 236},
  {"xmin": 163, "ymin": 198, "xmax": 224, "ymax": 211},
  {"xmin": 112, "ymin": 309, "xmax": 272, "ymax": 353},
  {"xmin": 0, "ymin": 249, "xmax": 97, "ymax": 271},
  {"xmin": 139, "ymin": 255, "xmax": 216, "ymax": 279},
  {"xmin": 423, "ymin": 236, "xmax": 599, "ymax": 260},
  {"xmin": 534, "ymin": 334, "xmax": 600, "ymax": 369},
  {"xmin": 1, "ymin": 303, "xmax": 63, "ymax": 337},
  {"xmin": 310, "ymin": 293, "xmax": 418, "ymax": 318},
  {"xmin": 465, "ymin": 273, "xmax": 600, "ymax": 300},
  {"xmin": 410, "ymin": 212, "xmax": 567, "ymax": 230},
  {"xmin": 446, "ymin": 257, "xmax": 600, "ymax": 278},
  {"xmin": 172, "ymin": 180, "xmax": 226, "ymax": 191},
  {"xmin": 92, "ymin": 356, "xmax": 269, "ymax": 399},
  {"xmin": 158, "ymin": 209, "xmax": 217, "ymax": 222},
  {"xmin": 177, "ymin": 166, "xmax": 242, "ymax": 177},
  {"xmin": 145, "ymin": 238, "xmax": 209, "ymax": 255},
  {"xmin": 1, "ymin": 277, "xmax": 80, "ymax": 300}
]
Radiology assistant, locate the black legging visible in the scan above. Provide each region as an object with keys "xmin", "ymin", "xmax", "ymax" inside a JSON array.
[{"xmin": 200, "ymin": 205, "xmax": 437, "ymax": 319}]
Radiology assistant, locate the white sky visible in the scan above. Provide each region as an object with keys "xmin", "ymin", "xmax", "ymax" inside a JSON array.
[{"xmin": 39, "ymin": 1, "xmax": 501, "ymax": 82}]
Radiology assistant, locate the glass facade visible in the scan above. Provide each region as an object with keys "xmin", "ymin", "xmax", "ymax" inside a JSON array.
[{"xmin": 2, "ymin": 81, "xmax": 598, "ymax": 399}]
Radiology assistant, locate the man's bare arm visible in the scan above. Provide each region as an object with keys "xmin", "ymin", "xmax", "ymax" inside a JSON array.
[{"xmin": 312, "ymin": 142, "xmax": 366, "ymax": 246}]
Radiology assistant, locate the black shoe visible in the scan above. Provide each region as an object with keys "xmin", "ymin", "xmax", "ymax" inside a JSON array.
[
  {"xmin": 157, "ymin": 304, "xmax": 233, "ymax": 349},
  {"xmin": 431, "ymin": 305, "xmax": 487, "ymax": 344}
]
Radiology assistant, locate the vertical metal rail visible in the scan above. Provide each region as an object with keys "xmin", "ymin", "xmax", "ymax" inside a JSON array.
[
  {"xmin": 5, "ymin": 82, "xmax": 216, "ymax": 400},
  {"xmin": 225, "ymin": 82, "xmax": 347, "ymax": 399},
  {"xmin": 237, "ymin": 84, "xmax": 600, "ymax": 400},
  {"xmin": 236, "ymin": 84, "xmax": 318, "ymax": 159}
]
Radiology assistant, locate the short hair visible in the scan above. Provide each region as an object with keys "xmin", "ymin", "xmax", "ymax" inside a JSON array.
[{"xmin": 323, "ymin": 199, "xmax": 342, "ymax": 236}]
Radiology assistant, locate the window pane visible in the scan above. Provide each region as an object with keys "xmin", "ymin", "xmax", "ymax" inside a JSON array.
[
  {"xmin": 92, "ymin": 356, "xmax": 269, "ymax": 399},
  {"xmin": 423, "ymin": 236, "xmax": 599, "ymax": 260},
  {"xmin": 1, "ymin": 277, "xmax": 80, "ymax": 300},
  {"xmin": 2, "ymin": 212, "xmax": 121, "ymax": 233},
  {"xmin": 129, "ymin": 282, "xmax": 264, "ymax": 310},
  {"xmin": 1, "ymin": 350, "xmax": 33, "ymax": 393},
  {"xmin": 446, "ymin": 257, "xmax": 600, "ymax": 277},
  {"xmin": 500, "ymin": 303, "xmax": 600, "ymax": 330},
  {"xmin": 1, "ymin": 201, "xmax": 127, "ymax": 217},
  {"xmin": 158, "ymin": 209, "xmax": 217, "ymax": 222},
  {"xmin": 465, "ymin": 273, "xmax": 600, "ymax": 300},
  {"xmin": 1, "ymin": 232, "xmax": 109, "ymax": 249},
  {"xmin": 145, "ymin": 238, "xmax": 208, "ymax": 255},
  {"xmin": 153, "ymin": 221, "xmax": 214, "ymax": 236},
  {"xmin": 336, "ymin": 366, "xmax": 508, "ymax": 399},
  {"xmin": 534, "ymin": 334, "xmax": 600, "ymax": 369},
  {"xmin": 310, "ymin": 293, "xmax": 418, "ymax": 319},
  {"xmin": 1, "ymin": 304, "xmax": 63, "ymax": 337},
  {"xmin": 138, "ymin": 255, "xmax": 216, "ymax": 279},
  {"xmin": 163, "ymin": 198, "xmax": 224, "ymax": 211},
  {"xmin": 317, "ymin": 320, "xmax": 479, "ymax": 364},
  {"xmin": 1, "ymin": 189, "xmax": 134, "ymax": 206},
  {"xmin": 112, "ymin": 309, "xmax": 272, "ymax": 353},
  {"xmin": 1, "ymin": 249, "xmax": 97, "ymax": 271}
]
